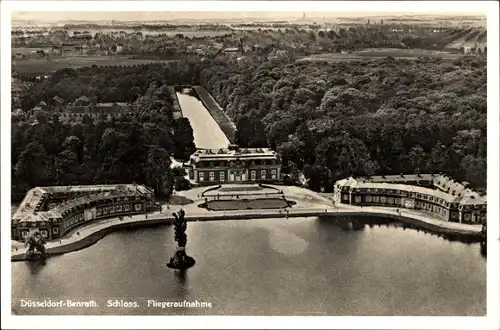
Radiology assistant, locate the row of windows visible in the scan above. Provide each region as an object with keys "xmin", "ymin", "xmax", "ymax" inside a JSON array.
[
  {"xmin": 61, "ymin": 212, "xmax": 85, "ymax": 231},
  {"xmin": 350, "ymin": 194, "xmax": 451, "ymax": 210},
  {"xmin": 95, "ymin": 203, "xmax": 137, "ymax": 217},
  {"xmin": 351, "ymin": 195, "xmax": 449, "ymax": 218},
  {"xmin": 197, "ymin": 160, "xmax": 278, "ymax": 168},
  {"xmin": 415, "ymin": 201, "xmax": 448, "ymax": 217},
  {"xmin": 353, "ymin": 195, "xmax": 402, "ymax": 205},
  {"xmin": 352, "ymin": 189, "xmax": 451, "ymax": 207},
  {"xmin": 199, "ymin": 169, "xmax": 277, "ymax": 182},
  {"xmin": 20, "ymin": 230, "xmax": 50, "ymax": 239},
  {"xmin": 462, "ymin": 212, "xmax": 486, "ymax": 223},
  {"xmin": 60, "ymin": 196, "xmax": 144, "ymax": 215}
]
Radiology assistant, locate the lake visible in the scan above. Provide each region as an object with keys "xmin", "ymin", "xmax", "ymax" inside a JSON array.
[{"xmin": 11, "ymin": 217, "xmax": 486, "ymax": 316}]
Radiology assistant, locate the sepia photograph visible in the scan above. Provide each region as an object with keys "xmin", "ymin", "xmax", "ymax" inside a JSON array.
[{"xmin": 1, "ymin": 1, "xmax": 499, "ymax": 329}]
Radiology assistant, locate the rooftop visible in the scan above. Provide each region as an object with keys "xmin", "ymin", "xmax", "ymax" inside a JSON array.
[
  {"xmin": 350, "ymin": 181, "xmax": 461, "ymax": 203},
  {"xmin": 66, "ymin": 102, "xmax": 138, "ymax": 114},
  {"xmin": 357, "ymin": 174, "xmax": 435, "ymax": 183},
  {"xmin": 356, "ymin": 173, "xmax": 482, "ymax": 199},
  {"xmin": 191, "ymin": 148, "xmax": 279, "ymax": 161},
  {"xmin": 337, "ymin": 175, "xmax": 486, "ymax": 206},
  {"xmin": 12, "ymin": 184, "xmax": 153, "ymax": 223}
]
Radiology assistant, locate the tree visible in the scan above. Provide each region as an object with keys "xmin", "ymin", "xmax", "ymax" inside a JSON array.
[
  {"xmin": 145, "ymin": 147, "xmax": 173, "ymax": 197},
  {"xmin": 14, "ymin": 141, "xmax": 51, "ymax": 187},
  {"xmin": 173, "ymin": 118, "xmax": 196, "ymax": 160}
]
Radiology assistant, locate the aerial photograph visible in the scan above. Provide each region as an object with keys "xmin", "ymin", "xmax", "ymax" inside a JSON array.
[{"xmin": 3, "ymin": 3, "xmax": 496, "ymax": 328}]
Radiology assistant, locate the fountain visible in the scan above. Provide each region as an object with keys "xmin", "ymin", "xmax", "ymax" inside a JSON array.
[{"xmin": 167, "ymin": 209, "xmax": 196, "ymax": 270}]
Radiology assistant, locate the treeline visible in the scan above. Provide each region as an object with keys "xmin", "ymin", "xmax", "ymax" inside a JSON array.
[
  {"xmin": 200, "ymin": 55, "xmax": 487, "ymax": 192},
  {"xmin": 12, "ymin": 64, "xmax": 198, "ymax": 202},
  {"xmin": 12, "ymin": 115, "xmax": 196, "ymax": 202},
  {"xmin": 18, "ymin": 61, "xmax": 204, "ymax": 111}
]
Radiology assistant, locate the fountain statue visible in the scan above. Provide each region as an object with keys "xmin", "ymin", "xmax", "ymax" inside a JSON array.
[
  {"xmin": 25, "ymin": 231, "xmax": 47, "ymax": 261},
  {"xmin": 167, "ymin": 209, "xmax": 196, "ymax": 270}
]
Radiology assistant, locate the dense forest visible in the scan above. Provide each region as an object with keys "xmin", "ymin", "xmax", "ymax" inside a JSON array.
[
  {"xmin": 12, "ymin": 64, "xmax": 198, "ymax": 202},
  {"xmin": 13, "ymin": 53, "xmax": 487, "ymax": 200},
  {"xmin": 18, "ymin": 62, "xmax": 203, "ymax": 111},
  {"xmin": 200, "ymin": 55, "xmax": 487, "ymax": 192}
]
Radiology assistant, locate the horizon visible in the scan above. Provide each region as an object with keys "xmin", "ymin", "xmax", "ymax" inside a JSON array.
[{"xmin": 12, "ymin": 11, "xmax": 486, "ymax": 23}]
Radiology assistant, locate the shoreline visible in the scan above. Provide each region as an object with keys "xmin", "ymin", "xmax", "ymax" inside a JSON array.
[{"xmin": 11, "ymin": 206, "xmax": 482, "ymax": 262}]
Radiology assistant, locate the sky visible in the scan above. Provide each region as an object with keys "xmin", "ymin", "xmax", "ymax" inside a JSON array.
[{"xmin": 11, "ymin": 11, "xmax": 483, "ymax": 22}]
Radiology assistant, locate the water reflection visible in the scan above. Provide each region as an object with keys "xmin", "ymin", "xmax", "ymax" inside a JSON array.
[
  {"xmin": 26, "ymin": 259, "xmax": 47, "ymax": 275},
  {"xmin": 12, "ymin": 218, "xmax": 486, "ymax": 316}
]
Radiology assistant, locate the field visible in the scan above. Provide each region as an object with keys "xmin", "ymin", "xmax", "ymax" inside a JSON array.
[
  {"xmin": 13, "ymin": 55, "xmax": 174, "ymax": 74},
  {"xmin": 299, "ymin": 48, "xmax": 464, "ymax": 63}
]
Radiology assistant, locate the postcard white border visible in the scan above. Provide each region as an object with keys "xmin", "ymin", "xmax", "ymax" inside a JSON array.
[{"xmin": 1, "ymin": 1, "xmax": 499, "ymax": 329}]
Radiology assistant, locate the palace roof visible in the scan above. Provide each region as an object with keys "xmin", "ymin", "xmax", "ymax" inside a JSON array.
[
  {"xmin": 336, "ymin": 174, "xmax": 486, "ymax": 206},
  {"xmin": 190, "ymin": 148, "xmax": 278, "ymax": 162},
  {"xmin": 12, "ymin": 184, "xmax": 154, "ymax": 224}
]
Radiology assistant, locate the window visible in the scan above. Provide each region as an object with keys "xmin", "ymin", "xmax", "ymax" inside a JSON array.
[
  {"xmin": 366, "ymin": 195, "xmax": 372, "ymax": 203},
  {"xmin": 40, "ymin": 230, "xmax": 48, "ymax": 238},
  {"xmin": 380, "ymin": 196, "xmax": 387, "ymax": 203},
  {"xmin": 220, "ymin": 171, "xmax": 225, "ymax": 182},
  {"xmin": 271, "ymin": 169, "xmax": 277, "ymax": 179},
  {"xmin": 355, "ymin": 196, "xmax": 362, "ymax": 203},
  {"xmin": 209, "ymin": 172, "xmax": 215, "ymax": 181},
  {"xmin": 199, "ymin": 172, "xmax": 204, "ymax": 182},
  {"xmin": 261, "ymin": 170, "xmax": 266, "ymax": 180},
  {"xmin": 342, "ymin": 194, "xmax": 349, "ymax": 201},
  {"xmin": 388, "ymin": 197, "xmax": 394, "ymax": 204},
  {"xmin": 53, "ymin": 227, "xmax": 59, "ymax": 234},
  {"xmin": 373, "ymin": 196, "xmax": 380, "ymax": 203}
]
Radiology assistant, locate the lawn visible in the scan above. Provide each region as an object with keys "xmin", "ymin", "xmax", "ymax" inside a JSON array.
[{"xmin": 203, "ymin": 198, "xmax": 293, "ymax": 211}]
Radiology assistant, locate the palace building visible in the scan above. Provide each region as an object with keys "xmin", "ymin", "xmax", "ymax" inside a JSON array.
[
  {"xmin": 187, "ymin": 146, "xmax": 281, "ymax": 184},
  {"xmin": 334, "ymin": 174, "xmax": 486, "ymax": 224},
  {"xmin": 11, "ymin": 184, "xmax": 158, "ymax": 242}
]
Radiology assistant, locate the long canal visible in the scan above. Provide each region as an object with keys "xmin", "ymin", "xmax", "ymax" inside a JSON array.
[{"xmin": 175, "ymin": 87, "xmax": 230, "ymax": 149}]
